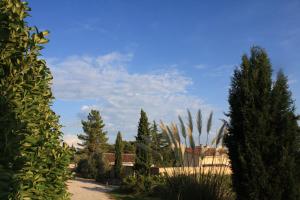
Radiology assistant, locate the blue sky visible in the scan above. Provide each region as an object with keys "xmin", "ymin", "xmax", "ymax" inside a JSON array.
[{"xmin": 27, "ymin": 0, "xmax": 300, "ymax": 145}]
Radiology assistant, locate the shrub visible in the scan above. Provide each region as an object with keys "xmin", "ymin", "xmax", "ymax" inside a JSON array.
[
  {"xmin": 119, "ymin": 175, "xmax": 165, "ymax": 196},
  {"xmin": 76, "ymin": 152, "xmax": 109, "ymax": 180},
  {"xmin": 157, "ymin": 109, "xmax": 234, "ymax": 200},
  {"xmin": 162, "ymin": 174, "xmax": 233, "ymax": 200},
  {"xmin": 0, "ymin": 0, "xmax": 72, "ymax": 199}
]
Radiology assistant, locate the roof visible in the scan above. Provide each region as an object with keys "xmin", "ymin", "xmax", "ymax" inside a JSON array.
[
  {"xmin": 103, "ymin": 153, "xmax": 135, "ymax": 166},
  {"xmin": 185, "ymin": 146, "xmax": 228, "ymax": 156}
]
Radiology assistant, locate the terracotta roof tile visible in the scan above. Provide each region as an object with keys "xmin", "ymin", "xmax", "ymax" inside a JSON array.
[
  {"xmin": 103, "ymin": 153, "xmax": 135, "ymax": 164},
  {"xmin": 185, "ymin": 146, "xmax": 227, "ymax": 156}
]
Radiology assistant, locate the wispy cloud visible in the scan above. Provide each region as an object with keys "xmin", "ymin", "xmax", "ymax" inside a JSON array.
[
  {"xmin": 49, "ymin": 52, "xmax": 214, "ymax": 143},
  {"xmin": 194, "ymin": 64, "xmax": 207, "ymax": 70},
  {"xmin": 288, "ymin": 79, "xmax": 298, "ymax": 85},
  {"xmin": 196, "ymin": 64, "xmax": 235, "ymax": 77},
  {"xmin": 96, "ymin": 52, "xmax": 133, "ymax": 67},
  {"xmin": 67, "ymin": 18, "xmax": 111, "ymax": 34},
  {"xmin": 287, "ymin": 74, "xmax": 298, "ymax": 85},
  {"xmin": 64, "ymin": 134, "xmax": 80, "ymax": 148}
]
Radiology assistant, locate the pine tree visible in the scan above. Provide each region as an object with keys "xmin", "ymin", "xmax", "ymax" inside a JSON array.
[
  {"xmin": 78, "ymin": 110, "xmax": 108, "ymax": 154},
  {"xmin": 268, "ymin": 71, "xmax": 299, "ymax": 199},
  {"xmin": 114, "ymin": 131, "xmax": 123, "ymax": 179},
  {"xmin": 77, "ymin": 110, "xmax": 108, "ymax": 178},
  {"xmin": 225, "ymin": 47, "xmax": 272, "ymax": 200},
  {"xmin": 0, "ymin": 0, "xmax": 72, "ymax": 199},
  {"xmin": 134, "ymin": 109, "xmax": 152, "ymax": 176},
  {"xmin": 151, "ymin": 121, "xmax": 160, "ymax": 165}
]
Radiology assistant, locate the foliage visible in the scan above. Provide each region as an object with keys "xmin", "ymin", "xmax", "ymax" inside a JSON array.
[
  {"xmin": 161, "ymin": 174, "xmax": 233, "ymax": 200},
  {"xmin": 119, "ymin": 175, "xmax": 166, "ymax": 196},
  {"xmin": 115, "ymin": 131, "xmax": 124, "ymax": 179},
  {"xmin": 268, "ymin": 71, "xmax": 300, "ymax": 199},
  {"xmin": 135, "ymin": 109, "xmax": 152, "ymax": 176},
  {"xmin": 111, "ymin": 190, "xmax": 161, "ymax": 200},
  {"xmin": 109, "ymin": 140, "xmax": 136, "ymax": 154},
  {"xmin": 296, "ymin": 120, "xmax": 300, "ymax": 192},
  {"xmin": 77, "ymin": 109, "xmax": 108, "ymax": 153},
  {"xmin": 123, "ymin": 141, "xmax": 136, "ymax": 153},
  {"xmin": 76, "ymin": 152, "xmax": 109, "ymax": 180},
  {"xmin": 76, "ymin": 109, "xmax": 109, "ymax": 179},
  {"xmin": 0, "ymin": 0, "xmax": 72, "ymax": 199},
  {"xmin": 151, "ymin": 121, "xmax": 160, "ymax": 165},
  {"xmin": 224, "ymin": 47, "xmax": 299, "ymax": 200},
  {"xmin": 157, "ymin": 109, "xmax": 233, "ymax": 200},
  {"xmin": 151, "ymin": 121, "xmax": 175, "ymax": 167}
]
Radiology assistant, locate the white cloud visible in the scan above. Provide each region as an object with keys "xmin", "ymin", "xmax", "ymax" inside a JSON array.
[
  {"xmin": 81, "ymin": 105, "xmax": 99, "ymax": 112},
  {"xmin": 288, "ymin": 79, "xmax": 298, "ymax": 85},
  {"xmin": 96, "ymin": 52, "xmax": 133, "ymax": 67},
  {"xmin": 64, "ymin": 134, "xmax": 80, "ymax": 148},
  {"xmin": 49, "ymin": 52, "xmax": 214, "ymax": 141},
  {"xmin": 203, "ymin": 64, "xmax": 236, "ymax": 77}
]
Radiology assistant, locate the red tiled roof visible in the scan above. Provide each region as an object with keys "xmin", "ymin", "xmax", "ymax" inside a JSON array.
[
  {"xmin": 103, "ymin": 153, "xmax": 135, "ymax": 164},
  {"xmin": 185, "ymin": 146, "xmax": 227, "ymax": 156}
]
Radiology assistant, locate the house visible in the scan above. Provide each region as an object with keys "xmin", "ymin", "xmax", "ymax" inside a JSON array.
[
  {"xmin": 183, "ymin": 146, "xmax": 230, "ymax": 167},
  {"xmin": 103, "ymin": 153, "xmax": 135, "ymax": 166}
]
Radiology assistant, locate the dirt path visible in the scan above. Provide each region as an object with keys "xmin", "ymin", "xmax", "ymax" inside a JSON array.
[{"xmin": 68, "ymin": 178, "xmax": 114, "ymax": 200}]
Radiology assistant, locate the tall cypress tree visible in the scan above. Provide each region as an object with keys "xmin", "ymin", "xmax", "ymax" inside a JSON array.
[
  {"xmin": 268, "ymin": 71, "xmax": 299, "ymax": 199},
  {"xmin": 0, "ymin": 0, "xmax": 72, "ymax": 199},
  {"xmin": 114, "ymin": 131, "xmax": 123, "ymax": 179},
  {"xmin": 225, "ymin": 47, "xmax": 272, "ymax": 200},
  {"xmin": 134, "ymin": 109, "xmax": 152, "ymax": 176},
  {"xmin": 151, "ymin": 121, "xmax": 160, "ymax": 165},
  {"xmin": 225, "ymin": 47, "xmax": 300, "ymax": 200}
]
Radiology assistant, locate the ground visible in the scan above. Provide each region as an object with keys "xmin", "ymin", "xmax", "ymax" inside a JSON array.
[{"xmin": 68, "ymin": 177, "xmax": 114, "ymax": 200}]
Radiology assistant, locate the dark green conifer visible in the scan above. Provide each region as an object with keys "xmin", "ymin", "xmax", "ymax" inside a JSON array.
[
  {"xmin": 225, "ymin": 47, "xmax": 272, "ymax": 200},
  {"xmin": 77, "ymin": 110, "xmax": 108, "ymax": 154},
  {"xmin": 114, "ymin": 131, "xmax": 123, "ymax": 179},
  {"xmin": 77, "ymin": 110, "xmax": 108, "ymax": 179},
  {"xmin": 225, "ymin": 47, "xmax": 300, "ymax": 200},
  {"xmin": 134, "ymin": 109, "xmax": 152, "ymax": 175},
  {"xmin": 268, "ymin": 71, "xmax": 299, "ymax": 199}
]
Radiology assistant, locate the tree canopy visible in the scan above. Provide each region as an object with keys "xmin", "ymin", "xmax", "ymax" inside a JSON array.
[
  {"xmin": 114, "ymin": 131, "xmax": 123, "ymax": 179},
  {"xmin": 0, "ymin": 0, "xmax": 72, "ymax": 199},
  {"xmin": 76, "ymin": 110, "xmax": 109, "ymax": 179},
  {"xmin": 134, "ymin": 109, "xmax": 152, "ymax": 176},
  {"xmin": 225, "ymin": 47, "xmax": 299, "ymax": 200}
]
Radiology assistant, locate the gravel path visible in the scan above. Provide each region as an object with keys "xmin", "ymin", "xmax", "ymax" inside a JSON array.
[{"xmin": 68, "ymin": 178, "xmax": 114, "ymax": 200}]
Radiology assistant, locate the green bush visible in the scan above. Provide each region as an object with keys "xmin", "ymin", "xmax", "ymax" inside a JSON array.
[
  {"xmin": 76, "ymin": 159, "xmax": 91, "ymax": 178},
  {"xmin": 162, "ymin": 174, "xmax": 234, "ymax": 200},
  {"xmin": 119, "ymin": 175, "xmax": 165, "ymax": 196},
  {"xmin": 157, "ymin": 109, "xmax": 234, "ymax": 200},
  {"xmin": 76, "ymin": 152, "xmax": 109, "ymax": 180},
  {"xmin": 0, "ymin": 0, "xmax": 72, "ymax": 199}
]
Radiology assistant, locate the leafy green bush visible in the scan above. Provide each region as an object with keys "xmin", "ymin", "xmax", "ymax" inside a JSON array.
[
  {"xmin": 76, "ymin": 152, "xmax": 109, "ymax": 180},
  {"xmin": 0, "ymin": 0, "xmax": 72, "ymax": 199},
  {"xmin": 119, "ymin": 175, "xmax": 165, "ymax": 196}
]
